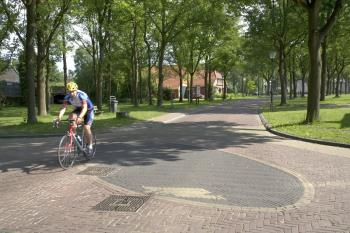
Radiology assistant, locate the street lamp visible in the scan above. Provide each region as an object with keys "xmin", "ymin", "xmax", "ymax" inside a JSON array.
[{"xmin": 269, "ymin": 51, "xmax": 276, "ymax": 111}]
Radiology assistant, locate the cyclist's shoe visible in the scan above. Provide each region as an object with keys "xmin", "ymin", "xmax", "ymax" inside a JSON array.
[{"xmin": 84, "ymin": 144, "xmax": 93, "ymax": 158}]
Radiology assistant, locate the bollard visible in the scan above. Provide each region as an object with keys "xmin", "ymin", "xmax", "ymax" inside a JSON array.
[{"xmin": 109, "ymin": 96, "xmax": 117, "ymax": 112}]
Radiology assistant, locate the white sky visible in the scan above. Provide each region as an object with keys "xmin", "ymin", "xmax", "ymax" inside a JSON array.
[{"xmin": 56, "ymin": 50, "xmax": 76, "ymax": 72}]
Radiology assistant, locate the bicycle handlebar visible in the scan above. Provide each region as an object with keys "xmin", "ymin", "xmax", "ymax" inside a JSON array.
[{"xmin": 52, "ymin": 119, "xmax": 83, "ymax": 128}]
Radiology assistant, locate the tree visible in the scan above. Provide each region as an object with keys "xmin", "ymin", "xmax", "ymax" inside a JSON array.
[
  {"xmin": 35, "ymin": 0, "xmax": 71, "ymax": 116},
  {"xmin": 294, "ymin": 0, "xmax": 344, "ymax": 123},
  {"xmin": 212, "ymin": 21, "xmax": 240, "ymax": 100},
  {"xmin": 145, "ymin": 0, "xmax": 193, "ymax": 107},
  {"xmin": 25, "ymin": 0, "xmax": 37, "ymax": 123}
]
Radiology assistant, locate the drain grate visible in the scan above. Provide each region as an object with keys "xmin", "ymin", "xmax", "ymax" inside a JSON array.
[
  {"xmin": 93, "ymin": 195, "xmax": 149, "ymax": 212},
  {"xmin": 78, "ymin": 167, "xmax": 115, "ymax": 176}
]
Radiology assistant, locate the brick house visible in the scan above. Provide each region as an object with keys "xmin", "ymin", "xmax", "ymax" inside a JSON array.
[
  {"xmin": 0, "ymin": 68, "xmax": 21, "ymax": 97},
  {"xmin": 154, "ymin": 66, "xmax": 224, "ymax": 99}
]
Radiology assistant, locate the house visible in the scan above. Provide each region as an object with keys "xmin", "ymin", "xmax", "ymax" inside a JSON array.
[
  {"xmin": 155, "ymin": 66, "xmax": 224, "ymax": 99},
  {"xmin": 0, "ymin": 68, "xmax": 21, "ymax": 97}
]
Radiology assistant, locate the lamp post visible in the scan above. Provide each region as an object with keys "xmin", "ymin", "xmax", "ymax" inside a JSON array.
[{"xmin": 269, "ymin": 51, "xmax": 276, "ymax": 111}]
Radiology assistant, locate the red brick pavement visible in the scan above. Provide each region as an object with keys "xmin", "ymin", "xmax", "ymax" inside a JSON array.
[{"xmin": 1, "ymin": 103, "xmax": 350, "ymax": 233}]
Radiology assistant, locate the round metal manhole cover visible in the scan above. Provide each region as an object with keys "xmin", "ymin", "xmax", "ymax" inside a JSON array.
[{"xmin": 103, "ymin": 150, "xmax": 305, "ymax": 208}]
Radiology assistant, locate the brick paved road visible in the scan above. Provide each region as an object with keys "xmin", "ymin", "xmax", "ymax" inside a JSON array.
[{"xmin": 0, "ymin": 99, "xmax": 350, "ymax": 233}]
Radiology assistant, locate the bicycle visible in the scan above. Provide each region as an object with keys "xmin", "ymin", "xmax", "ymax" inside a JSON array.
[{"xmin": 54, "ymin": 119, "xmax": 96, "ymax": 169}]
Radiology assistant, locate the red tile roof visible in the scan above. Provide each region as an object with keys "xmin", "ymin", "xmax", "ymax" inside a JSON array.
[{"xmin": 152, "ymin": 66, "xmax": 222, "ymax": 90}]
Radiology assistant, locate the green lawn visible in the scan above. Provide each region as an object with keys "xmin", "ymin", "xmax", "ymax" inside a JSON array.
[
  {"xmin": 262, "ymin": 95, "xmax": 350, "ymax": 144},
  {"xmin": 0, "ymin": 98, "xmax": 231, "ymax": 137}
]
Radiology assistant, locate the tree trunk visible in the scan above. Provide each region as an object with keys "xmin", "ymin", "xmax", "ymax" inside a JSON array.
[
  {"xmin": 138, "ymin": 58, "xmax": 143, "ymax": 104},
  {"xmin": 147, "ymin": 55, "xmax": 152, "ymax": 105},
  {"xmin": 288, "ymin": 56, "xmax": 292, "ymax": 99},
  {"xmin": 36, "ymin": 1, "xmax": 47, "ymax": 116},
  {"xmin": 208, "ymin": 66, "xmax": 212, "ymax": 101},
  {"xmin": 179, "ymin": 65, "xmax": 183, "ymax": 102},
  {"xmin": 223, "ymin": 73, "xmax": 227, "ymax": 100},
  {"xmin": 62, "ymin": 24, "xmax": 68, "ymax": 94},
  {"xmin": 96, "ymin": 31, "xmax": 104, "ymax": 111},
  {"xmin": 25, "ymin": 0, "xmax": 37, "ymax": 124},
  {"xmin": 278, "ymin": 44, "xmax": 287, "ymax": 105},
  {"xmin": 46, "ymin": 57, "xmax": 51, "ymax": 112},
  {"xmin": 157, "ymin": 41, "xmax": 166, "ymax": 107},
  {"xmin": 292, "ymin": 54, "xmax": 297, "ymax": 98},
  {"xmin": 131, "ymin": 19, "xmax": 139, "ymax": 107},
  {"xmin": 335, "ymin": 73, "xmax": 340, "ymax": 97},
  {"xmin": 36, "ymin": 41, "xmax": 47, "ymax": 116},
  {"xmin": 189, "ymin": 73, "xmax": 194, "ymax": 103},
  {"xmin": 293, "ymin": 71, "xmax": 297, "ymax": 98},
  {"xmin": 301, "ymin": 74, "xmax": 305, "ymax": 97},
  {"xmin": 320, "ymin": 37, "xmax": 327, "ymax": 101},
  {"xmin": 306, "ymin": 3, "xmax": 322, "ymax": 123},
  {"xmin": 289, "ymin": 71, "xmax": 293, "ymax": 99},
  {"xmin": 143, "ymin": 19, "xmax": 153, "ymax": 105},
  {"xmin": 204, "ymin": 56, "xmax": 208, "ymax": 101},
  {"xmin": 91, "ymin": 32, "xmax": 97, "ymax": 100}
]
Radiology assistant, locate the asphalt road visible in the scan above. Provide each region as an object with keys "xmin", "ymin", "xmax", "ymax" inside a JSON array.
[{"xmin": 95, "ymin": 99, "xmax": 304, "ymax": 208}]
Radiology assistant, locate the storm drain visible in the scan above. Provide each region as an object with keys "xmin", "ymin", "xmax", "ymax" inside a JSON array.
[
  {"xmin": 93, "ymin": 195, "xmax": 149, "ymax": 212},
  {"xmin": 78, "ymin": 167, "xmax": 115, "ymax": 177}
]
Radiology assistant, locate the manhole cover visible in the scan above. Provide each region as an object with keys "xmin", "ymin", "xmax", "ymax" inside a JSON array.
[
  {"xmin": 78, "ymin": 167, "xmax": 115, "ymax": 176},
  {"xmin": 93, "ymin": 195, "xmax": 149, "ymax": 212}
]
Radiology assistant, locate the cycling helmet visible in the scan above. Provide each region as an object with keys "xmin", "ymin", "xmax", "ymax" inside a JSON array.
[{"xmin": 66, "ymin": 82, "xmax": 78, "ymax": 92}]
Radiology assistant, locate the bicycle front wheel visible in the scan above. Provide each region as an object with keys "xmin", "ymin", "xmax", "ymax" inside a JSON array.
[{"xmin": 58, "ymin": 135, "xmax": 77, "ymax": 169}]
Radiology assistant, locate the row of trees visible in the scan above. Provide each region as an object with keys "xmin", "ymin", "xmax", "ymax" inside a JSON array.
[
  {"xmin": 1, "ymin": 0, "xmax": 241, "ymax": 124},
  {"xmin": 241, "ymin": 0, "xmax": 349, "ymax": 123},
  {"xmin": 0, "ymin": 0, "xmax": 349, "ymax": 124}
]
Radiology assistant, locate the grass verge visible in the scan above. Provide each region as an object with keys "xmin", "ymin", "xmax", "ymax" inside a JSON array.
[
  {"xmin": 0, "ymin": 98, "xmax": 234, "ymax": 137},
  {"xmin": 262, "ymin": 95, "xmax": 350, "ymax": 144}
]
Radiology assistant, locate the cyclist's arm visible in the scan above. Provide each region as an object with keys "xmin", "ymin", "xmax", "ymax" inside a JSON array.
[{"xmin": 58, "ymin": 101, "xmax": 68, "ymax": 120}]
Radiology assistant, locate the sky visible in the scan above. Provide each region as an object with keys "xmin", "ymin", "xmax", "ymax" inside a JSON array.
[{"xmin": 56, "ymin": 50, "xmax": 76, "ymax": 72}]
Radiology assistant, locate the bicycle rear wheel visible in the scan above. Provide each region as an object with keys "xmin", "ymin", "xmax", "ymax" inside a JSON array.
[{"xmin": 58, "ymin": 135, "xmax": 77, "ymax": 169}]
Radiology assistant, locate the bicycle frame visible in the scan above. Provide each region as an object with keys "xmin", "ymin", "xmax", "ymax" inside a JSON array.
[
  {"xmin": 66, "ymin": 119, "xmax": 85, "ymax": 153},
  {"xmin": 56, "ymin": 118, "xmax": 96, "ymax": 169}
]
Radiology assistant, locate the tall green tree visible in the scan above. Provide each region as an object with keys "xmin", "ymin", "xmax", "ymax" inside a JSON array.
[
  {"xmin": 35, "ymin": 0, "xmax": 71, "ymax": 116},
  {"xmin": 294, "ymin": 0, "xmax": 344, "ymax": 123},
  {"xmin": 1, "ymin": 0, "xmax": 37, "ymax": 123},
  {"xmin": 145, "ymin": 0, "xmax": 193, "ymax": 107},
  {"xmin": 212, "ymin": 19, "xmax": 241, "ymax": 100}
]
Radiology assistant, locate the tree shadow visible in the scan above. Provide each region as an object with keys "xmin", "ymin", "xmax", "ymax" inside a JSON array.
[
  {"xmin": 340, "ymin": 113, "xmax": 350, "ymax": 129},
  {"xmin": 0, "ymin": 99, "xmax": 276, "ymax": 172},
  {"xmin": 0, "ymin": 139, "xmax": 63, "ymax": 174}
]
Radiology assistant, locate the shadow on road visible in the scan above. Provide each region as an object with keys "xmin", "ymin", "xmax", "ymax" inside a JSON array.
[{"xmin": 0, "ymin": 99, "xmax": 274, "ymax": 172}]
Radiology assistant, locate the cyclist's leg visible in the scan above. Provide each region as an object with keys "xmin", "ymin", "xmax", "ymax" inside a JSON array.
[{"xmin": 83, "ymin": 110, "xmax": 94, "ymax": 149}]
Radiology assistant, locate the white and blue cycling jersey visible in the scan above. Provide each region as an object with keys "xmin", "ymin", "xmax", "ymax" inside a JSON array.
[
  {"xmin": 63, "ymin": 90, "xmax": 94, "ymax": 125},
  {"xmin": 64, "ymin": 90, "xmax": 94, "ymax": 110}
]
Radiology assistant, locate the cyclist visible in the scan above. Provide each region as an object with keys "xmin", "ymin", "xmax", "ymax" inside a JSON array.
[{"xmin": 57, "ymin": 81, "xmax": 94, "ymax": 153}]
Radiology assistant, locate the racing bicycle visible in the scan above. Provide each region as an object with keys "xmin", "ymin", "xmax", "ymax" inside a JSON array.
[{"xmin": 54, "ymin": 119, "xmax": 96, "ymax": 169}]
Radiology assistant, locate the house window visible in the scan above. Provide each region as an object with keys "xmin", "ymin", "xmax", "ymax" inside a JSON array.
[{"xmin": 217, "ymin": 79, "xmax": 223, "ymax": 86}]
